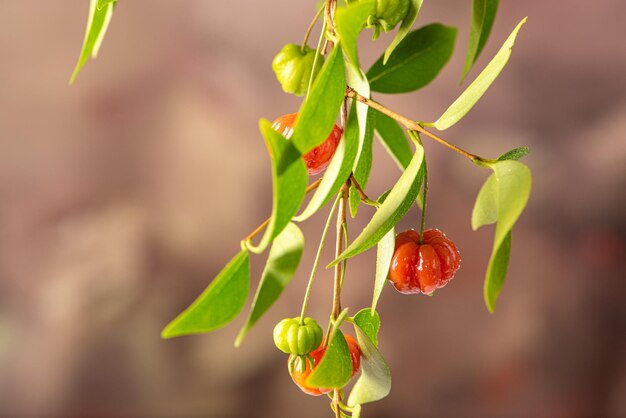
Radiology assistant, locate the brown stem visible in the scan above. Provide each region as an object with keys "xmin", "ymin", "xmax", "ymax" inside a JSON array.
[
  {"xmin": 346, "ymin": 88, "xmax": 483, "ymax": 162},
  {"xmin": 243, "ymin": 178, "xmax": 322, "ymax": 242},
  {"xmin": 325, "ymin": 0, "xmax": 337, "ymax": 40},
  {"xmin": 349, "ymin": 173, "xmax": 369, "ymax": 202}
]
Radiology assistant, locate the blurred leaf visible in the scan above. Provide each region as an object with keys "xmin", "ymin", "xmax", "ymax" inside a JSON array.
[
  {"xmin": 336, "ymin": 0, "xmax": 376, "ymax": 70},
  {"xmin": 383, "ymin": 0, "xmax": 423, "ymax": 64},
  {"xmin": 353, "ymin": 308, "xmax": 380, "ymax": 347},
  {"xmin": 161, "ymin": 250, "xmax": 250, "ymax": 338},
  {"xmin": 374, "ymin": 110, "xmax": 412, "ymax": 170},
  {"xmin": 248, "ymin": 120, "xmax": 308, "ymax": 254},
  {"xmin": 372, "ymin": 227, "xmax": 395, "ymax": 313},
  {"xmin": 461, "ymin": 0, "xmax": 499, "ymax": 83},
  {"xmin": 70, "ymin": 0, "xmax": 115, "ymax": 84},
  {"xmin": 235, "ymin": 223, "xmax": 304, "ymax": 346},
  {"xmin": 347, "ymin": 322, "xmax": 391, "ymax": 407},
  {"xmin": 349, "ymin": 107, "xmax": 375, "ymax": 217},
  {"xmin": 97, "ymin": 0, "xmax": 116, "ymax": 9},
  {"xmin": 431, "ymin": 17, "xmax": 527, "ymax": 130},
  {"xmin": 498, "ymin": 146, "xmax": 529, "ymax": 161},
  {"xmin": 367, "ymin": 24, "xmax": 456, "ymax": 94},
  {"xmin": 307, "ymin": 330, "xmax": 352, "ymax": 388},
  {"xmin": 291, "ymin": 46, "xmax": 346, "ymax": 155},
  {"xmin": 330, "ymin": 143, "xmax": 424, "ymax": 266}
]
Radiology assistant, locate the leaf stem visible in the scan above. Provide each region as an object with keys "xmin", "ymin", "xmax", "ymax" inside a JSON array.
[
  {"xmin": 349, "ymin": 173, "xmax": 380, "ymax": 208},
  {"xmin": 301, "ymin": 5, "xmax": 325, "ymax": 51},
  {"xmin": 346, "ymin": 88, "xmax": 485, "ymax": 163},
  {"xmin": 333, "ymin": 182, "xmax": 349, "ymax": 320},
  {"xmin": 299, "ymin": 193, "xmax": 342, "ymax": 324}
]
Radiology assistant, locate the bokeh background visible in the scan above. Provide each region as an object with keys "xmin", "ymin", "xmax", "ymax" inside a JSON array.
[{"xmin": 1, "ymin": 1, "xmax": 625, "ymax": 417}]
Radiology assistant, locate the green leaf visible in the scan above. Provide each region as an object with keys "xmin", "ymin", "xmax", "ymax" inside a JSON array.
[
  {"xmin": 248, "ymin": 120, "xmax": 308, "ymax": 254},
  {"xmin": 335, "ymin": 0, "xmax": 376, "ymax": 70},
  {"xmin": 97, "ymin": 0, "xmax": 116, "ymax": 9},
  {"xmin": 291, "ymin": 46, "xmax": 346, "ymax": 155},
  {"xmin": 330, "ymin": 143, "xmax": 424, "ymax": 266},
  {"xmin": 374, "ymin": 110, "xmax": 412, "ymax": 170},
  {"xmin": 498, "ymin": 146, "xmax": 529, "ymax": 161},
  {"xmin": 383, "ymin": 0, "xmax": 424, "ymax": 64},
  {"xmin": 461, "ymin": 0, "xmax": 499, "ymax": 83},
  {"xmin": 353, "ymin": 308, "xmax": 381, "ymax": 347},
  {"xmin": 491, "ymin": 160, "xmax": 531, "ymax": 248},
  {"xmin": 484, "ymin": 231, "xmax": 512, "ymax": 313},
  {"xmin": 294, "ymin": 107, "xmax": 359, "ymax": 222},
  {"xmin": 70, "ymin": 0, "xmax": 115, "ymax": 84},
  {"xmin": 307, "ymin": 330, "xmax": 353, "ymax": 388},
  {"xmin": 161, "ymin": 250, "xmax": 250, "ymax": 338},
  {"xmin": 372, "ymin": 227, "xmax": 395, "ymax": 313},
  {"xmin": 471, "ymin": 173, "xmax": 497, "ymax": 230},
  {"xmin": 349, "ymin": 107, "xmax": 375, "ymax": 217},
  {"xmin": 235, "ymin": 223, "xmax": 304, "ymax": 346},
  {"xmin": 347, "ymin": 323, "xmax": 391, "ymax": 407},
  {"xmin": 431, "ymin": 17, "xmax": 527, "ymax": 130},
  {"xmin": 367, "ymin": 24, "xmax": 457, "ymax": 94}
]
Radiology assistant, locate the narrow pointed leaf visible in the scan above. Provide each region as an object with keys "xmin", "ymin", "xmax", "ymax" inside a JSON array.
[
  {"xmin": 335, "ymin": 0, "xmax": 376, "ymax": 70},
  {"xmin": 372, "ymin": 227, "xmax": 395, "ymax": 313},
  {"xmin": 349, "ymin": 107, "xmax": 375, "ymax": 217},
  {"xmin": 307, "ymin": 330, "xmax": 352, "ymax": 388},
  {"xmin": 70, "ymin": 0, "xmax": 115, "ymax": 84},
  {"xmin": 383, "ymin": 0, "xmax": 424, "ymax": 64},
  {"xmin": 347, "ymin": 323, "xmax": 391, "ymax": 407},
  {"xmin": 294, "ymin": 107, "xmax": 359, "ymax": 221},
  {"xmin": 353, "ymin": 308, "xmax": 381, "ymax": 347},
  {"xmin": 367, "ymin": 24, "xmax": 457, "ymax": 94},
  {"xmin": 484, "ymin": 231, "xmax": 512, "ymax": 312},
  {"xmin": 161, "ymin": 250, "xmax": 250, "ymax": 338},
  {"xmin": 374, "ymin": 110, "xmax": 412, "ymax": 170},
  {"xmin": 461, "ymin": 0, "xmax": 499, "ymax": 83},
  {"xmin": 431, "ymin": 17, "xmax": 527, "ymax": 130},
  {"xmin": 235, "ymin": 223, "xmax": 304, "ymax": 346},
  {"xmin": 331, "ymin": 143, "xmax": 424, "ymax": 266},
  {"xmin": 498, "ymin": 146, "xmax": 529, "ymax": 161},
  {"xmin": 290, "ymin": 46, "xmax": 346, "ymax": 155},
  {"xmin": 248, "ymin": 120, "xmax": 308, "ymax": 254}
]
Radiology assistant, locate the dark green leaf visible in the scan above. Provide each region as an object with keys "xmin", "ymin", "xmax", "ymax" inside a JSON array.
[
  {"xmin": 367, "ymin": 24, "xmax": 457, "ymax": 94},
  {"xmin": 349, "ymin": 107, "xmax": 375, "ymax": 217},
  {"xmin": 294, "ymin": 107, "xmax": 359, "ymax": 221},
  {"xmin": 161, "ymin": 250, "xmax": 250, "ymax": 338},
  {"xmin": 70, "ymin": 0, "xmax": 115, "ymax": 84},
  {"xmin": 235, "ymin": 223, "xmax": 304, "ymax": 346},
  {"xmin": 372, "ymin": 228, "xmax": 395, "ymax": 313},
  {"xmin": 335, "ymin": 0, "xmax": 376, "ymax": 70},
  {"xmin": 374, "ymin": 110, "xmax": 412, "ymax": 170},
  {"xmin": 248, "ymin": 120, "xmax": 308, "ymax": 254},
  {"xmin": 461, "ymin": 0, "xmax": 499, "ymax": 83},
  {"xmin": 431, "ymin": 17, "xmax": 527, "ymax": 130},
  {"xmin": 498, "ymin": 146, "xmax": 529, "ymax": 161},
  {"xmin": 307, "ymin": 330, "xmax": 353, "ymax": 388},
  {"xmin": 484, "ymin": 231, "xmax": 512, "ymax": 313},
  {"xmin": 291, "ymin": 46, "xmax": 346, "ymax": 155},
  {"xmin": 353, "ymin": 309, "xmax": 381, "ymax": 347},
  {"xmin": 347, "ymin": 322, "xmax": 391, "ymax": 407},
  {"xmin": 383, "ymin": 0, "xmax": 424, "ymax": 63},
  {"xmin": 330, "ymin": 143, "xmax": 424, "ymax": 266}
]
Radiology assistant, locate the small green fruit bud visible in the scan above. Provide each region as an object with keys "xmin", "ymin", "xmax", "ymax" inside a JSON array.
[
  {"xmin": 272, "ymin": 44, "xmax": 324, "ymax": 97},
  {"xmin": 273, "ymin": 317, "xmax": 323, "ymax": 356}
]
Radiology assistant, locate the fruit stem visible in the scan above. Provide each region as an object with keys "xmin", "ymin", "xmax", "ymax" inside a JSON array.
[
  {"xmin": 243, "ymin": 178, "xmax": 322, "ymax": 243},
  {"xmin": 302, "ymin": 5, "xmax": 325, "ymax": 52},
  {"xmin": 346, "ymin": 88, "xmax": 487, "ymax": 163},
  {"xmin": 332, "ymin": 182, "xmax": 349, "ymax": 320},
  {"xmin": 349, "ymin": 173, "xmax": 380, "ymax": 208},
  {"xmin": 410, "ymin": 132, "xmax": 429, "ymax": 243},
  {"xmin": 299, "ymin": 193, "xmax": 342, "ymax": 324}
]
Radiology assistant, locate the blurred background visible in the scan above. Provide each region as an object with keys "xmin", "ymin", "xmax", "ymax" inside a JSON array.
[{"xmin": 1, "ymin": 1, "xmax": 625, "ymax": 417}]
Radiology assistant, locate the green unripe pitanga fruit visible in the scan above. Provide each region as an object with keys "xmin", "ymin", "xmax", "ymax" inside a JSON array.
[
  {"xmin": 350, "ymin": 0, "xmax": 411, "ymax": 39},
  {"xmin": 273, "ymin": 317, "xmax": 323, "ymax": 356},
  {"xmin": 272, "ymin": 44, "xmax": 324, "ymax": 97}
]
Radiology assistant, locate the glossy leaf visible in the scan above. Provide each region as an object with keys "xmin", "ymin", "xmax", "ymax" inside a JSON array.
[
  {"xmin": 235, "ymin": 223, "xmax": 304, "ymax": 346},
  {"xmin": 335, "ymin": 0, "xmax": 376, "ymax": 70},
  {"xmin": 367, "ymin": 24, "xmax": 457, "ymax": 94},
  {"xmin": 349, "ymin": 107, "xmax": 375, "ymax": 217},
  {"xmin": 70, "ymin": 0, "xmax": 115, "ymax": 84},
  {"xmin": 374, "ymin": 110, "xmax": 412, "ymax": 170},
  {"xmin": 461, "ymin": 0, "xmax": 499, "ymax": 83},
  {"xmin": 161, "ymin": 250, "xmax": 250, "ymax": 338},
  {"xmin": 294, "ymin": 107, "xmax": 359, "ymax": 222},
  {"xmin": 307, "ymin": 330, "xmax": 352, "ymax": 388},
  {"xmin": 372, "ymin": 227, "xmax": 395, "ymax": 313},
  {"xmin": 383, "ymin": 0, "xmax": 424, "ymax": 64},
  {"xmin": 330, "ymin": 143, "xmax": 424, "ymax": 266},
  {"xmin": 347, "ymin": 323, "xmax": 391, "ymax": 407},
  {"xmin": 498, "ymin": 146, "xmax": 529, "ymax": 161},
  {"xmin": 353, "ymin": 308, "xmax": 381, "ymax": 347},
  {"xmin": 291, "ymin": 46, "xmax": 346, "ymax": 155},
  {"xmin": 484, "ymin": 231, "xmax": 512, "ymax": 313},
  {"xmin": 248, "ymin": 120, "xmax": 308, "ymax": 254},
  {"xmin": 431, "ymin": 17, "xmax": 527, "ymax": 130}
]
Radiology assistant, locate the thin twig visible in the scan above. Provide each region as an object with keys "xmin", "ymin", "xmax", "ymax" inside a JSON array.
[{"xmin": 301, "ymin": 5, "xmax": 325, "ymax": 51}]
